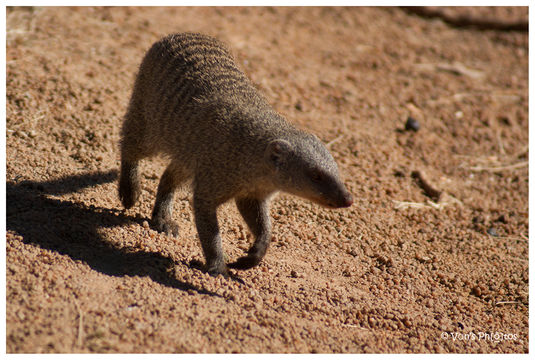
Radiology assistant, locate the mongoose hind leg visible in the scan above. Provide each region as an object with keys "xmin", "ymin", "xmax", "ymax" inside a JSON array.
[
  {"xmin": 119, "ymin": 102, "xmax": 146, "ymax": 209},
  {"xmin": 228, "ymin": 197, "xmax": 272, "ymax": 270},
  {"xmin": 151, "ymin": 162, "xmax": 187, "ymax": 237},
  {"xmin": 119, "ymin": 160, "xmax": 141, "ymax": 209},
  {"xmin": 193, "ymin": 192, "xmax": 229, "ymax": 277}
]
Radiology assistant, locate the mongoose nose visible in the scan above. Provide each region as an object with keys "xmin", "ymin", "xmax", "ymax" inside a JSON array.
[{"xmin": 341, "ymin": 193, "xmax": 353, "ymax": 208}]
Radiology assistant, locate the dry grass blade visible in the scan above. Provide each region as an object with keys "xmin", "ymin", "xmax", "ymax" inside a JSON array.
[
  {"xmin": 414, "ymin": 62, "xmax": 485, "ymax": 79},
  {"xmin": 469, "ymin": 161, "xmax": 528, "ymax": 173},
  {"xmin": 495, "ymin": 301, "xmax": 521, "ymax": 306},
  {"xmin": 393, "ymin": 193, "xmax": 463, "ymax": 210},
  {"xmin": 326, "ymin": 135, "xmax": 344, "ymax": 149},
  {"xmin": 393, "ymin": 200, "xmax": 442, "ymax": 210},
  {"xmin": 74, "ymin": 299, "xmax": 84, "ymax": 349}
]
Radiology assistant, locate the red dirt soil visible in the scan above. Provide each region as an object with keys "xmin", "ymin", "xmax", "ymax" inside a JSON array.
[{"xmin": 6, "ymin": 6, "xmax": 528, "ymax": 353}]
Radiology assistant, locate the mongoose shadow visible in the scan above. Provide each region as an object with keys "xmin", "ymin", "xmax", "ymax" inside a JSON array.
[{"xmin": 6, "ymin": 170, "xmax": 220, "ymax": 297}]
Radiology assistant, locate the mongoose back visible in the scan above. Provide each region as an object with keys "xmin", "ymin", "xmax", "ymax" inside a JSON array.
[{"xmin": 119, "ymin": 32, "xmax": 353, "ymax": 277}]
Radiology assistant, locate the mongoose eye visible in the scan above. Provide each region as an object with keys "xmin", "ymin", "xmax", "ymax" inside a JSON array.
[{"xmin": 309, "ymin": 170, "xmax": 324, "ymax": 183}]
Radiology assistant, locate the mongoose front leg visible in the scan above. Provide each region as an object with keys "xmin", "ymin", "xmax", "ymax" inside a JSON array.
[
  {"xmin": 228, "ymin": 197, "xmax": 272, "ymax": 270},
  {"xmin": 151, "ymin": 163, "xmax": 184, "ymax": 237},
  {"xmin": 193, "ymin": 194, "xmax": 229, "ymax": 277},
  {"xmin": 119, "ymin": 160, "xmax": 141, "ymax": 209}
]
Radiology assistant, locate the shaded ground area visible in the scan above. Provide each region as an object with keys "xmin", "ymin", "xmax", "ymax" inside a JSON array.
[{"xmin": 6, "ymin": 6, "xmax": 528, "ymax": 353}]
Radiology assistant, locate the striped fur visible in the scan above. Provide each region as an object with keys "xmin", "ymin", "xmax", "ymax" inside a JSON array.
[{"xmin": 118, "ymin": 33, "xmax": 352, "ymax": 277}]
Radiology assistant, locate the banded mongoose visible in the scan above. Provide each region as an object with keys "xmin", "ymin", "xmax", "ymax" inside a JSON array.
[{"xmin": 119, "ymin": 32, "xmax": 353, "ymax": 277}]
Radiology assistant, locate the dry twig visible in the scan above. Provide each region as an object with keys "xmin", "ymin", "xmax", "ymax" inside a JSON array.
[{"xmin": 411, "ymin": 170, "xmax": 443, "ymax": 201}]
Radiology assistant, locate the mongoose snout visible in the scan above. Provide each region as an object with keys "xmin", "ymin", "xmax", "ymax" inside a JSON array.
[
  {"xmin": 325, "ymin": 179, "xmax": 354, "ymax": 208},
  {"xmin": 309, "ymin": 180, "xmax": 353, "ymax": 209},
  {"xmin": 119, "ymin": 32, "xmax": 352, "ymax": 278},
  {"xmin": 326, "ymin": 188, "xmax": 353, "ymax": 208},
  {"xmin": 265, "ymin": 136, "xmax": 352, "ymax": 209},
  {"xmin": 341, "ymin": 193, "xmax": 354, "ymax": 207}
]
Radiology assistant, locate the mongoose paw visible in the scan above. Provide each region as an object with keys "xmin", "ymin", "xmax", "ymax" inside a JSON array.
[
  {"xmin": 228, "ymin": 254, "xmax": 262, "ymax": 270},
  {"xmin": 189, "ymin": 259, "xmax": 228, "ymax": 276},
  {"xmin": 152, "ymin": 218, "xmax": 180, "ymax": 237},
  {"xmin": 208, "ymin": 266, "xmax": 245, "ymax": 284},
  {"xmin": 206, "ymin": 265, "xmax": 231, "ymax": 278},
  {"xmin": 119, "ymin": 187, "xmax": 139, "ymax": 209},
  {"xmin": 118, "ymin": 177, "xmax": 140, "ymax": 209}
]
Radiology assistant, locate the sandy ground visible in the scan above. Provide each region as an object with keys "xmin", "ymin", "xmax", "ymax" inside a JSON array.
[{"xmin": 6, "ymin": 6, "xmax": 528, "ymax": 353}]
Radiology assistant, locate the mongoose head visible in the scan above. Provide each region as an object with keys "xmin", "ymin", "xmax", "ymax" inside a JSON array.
[{"xmin": 265, "ymin": 132, "xmax": 353, "ymax": 208}]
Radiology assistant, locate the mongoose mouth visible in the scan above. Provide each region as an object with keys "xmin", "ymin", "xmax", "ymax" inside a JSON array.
[
  {"xmin": 334, "ymin": 193, "xmax": 353, "ymax": 208},
  {"xmin": 320, "ymin": 192, "xmax": 353, "ymax": 208}
]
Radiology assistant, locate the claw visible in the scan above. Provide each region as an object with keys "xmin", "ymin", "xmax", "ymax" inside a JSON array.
[
  {"xmin": 189, "ymin": 259, "xmax": 245, "ymax": 284},
  {"xmin": 207, "ymin": 267, "xmax": 230, "ymax": 278},
  {"xmin": 152, "ymin": 218, "xmax": 179, "ymax": 237}
]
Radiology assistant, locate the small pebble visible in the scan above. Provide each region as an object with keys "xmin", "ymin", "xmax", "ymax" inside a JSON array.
[
  {"xmin": 497, "ymin": 214, "xmax": 508, "ymax": 224},
  {"xmin": 405, "ymin": 116, "xmax": 420, "ymax": 131},
  {"xmin": 487, "ymin": 227, "xmax": 498, "ymax": 237},
  {"xmin": 402, "ymin": 318, "xmax": 412, "ymax": 328},
  {"xmin": 142, "ymin": 220, "xmax": 150, "ymax": 229}
]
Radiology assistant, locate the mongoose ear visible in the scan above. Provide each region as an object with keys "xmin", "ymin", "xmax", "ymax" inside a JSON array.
[{"xmin": 265, "ymin": 139, "xmax": 292, "ymax": 168}]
